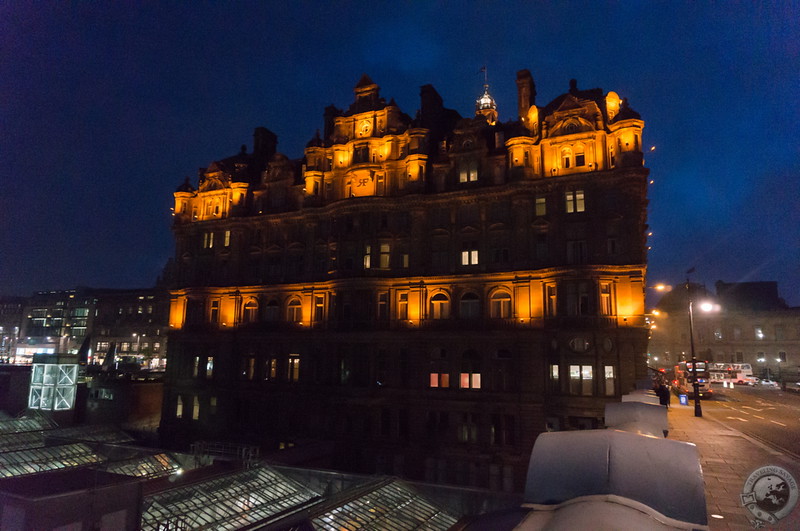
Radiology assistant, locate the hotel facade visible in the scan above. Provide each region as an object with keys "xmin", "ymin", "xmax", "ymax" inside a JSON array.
[{"xmin": 159, "ymin": 71, "xmax": 650, "ymax": 491}]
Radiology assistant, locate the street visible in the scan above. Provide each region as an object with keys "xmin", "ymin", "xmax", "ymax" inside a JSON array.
[{"xmin": 701, "ymin": 384, "xmax": 800, "ymax": 458}]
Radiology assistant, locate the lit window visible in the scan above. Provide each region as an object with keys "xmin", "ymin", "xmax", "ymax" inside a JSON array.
[
  {"xmin": 490, "ymin": 292, "xmax": 512, "ymax": 319},
  {"xmin": 535, "ymin": 196, "xmax": 546, "ymax": 216},
  {"xmin": 754, "ymin": 326, "xmax": 765, "ymax": 340},
  {"xmin": 459, "ymin": 350, "xmax": 481, "ymax": 389},
  {"xmin": 459, "ymin": 160, "xmax": 478, "ymax": 183},
  {"xmin": 379, "ymin": 243, "xmax": 390, "ymax": 268},
  {"xmin": 363, "ymin": 245, "xmax": 372, "ymax": 269},
  {"xmin": 565, "ymin": 190, "xmax": 585, "ymax": 213},
  {"xmin": 398, "ymin": 292, "xmax": 409, "ymax": 320},
  {"xmin": 546, "ymin": 284, "xmax": 557, "ymax": 316},
  {"xmin": 459, "ymin": 371, "xmax": 481, "ymax": 389},
  {"xmin": 600, "ymin": 282, "xmax": 613, "ymax": 315},
  {"xmin": 429, "ymin": 349, "xmax": 449, "ymax": 388},
  {"xmin": 461, "ymin": 242, "xmax": 479, "ymax": 265},
  {"xmin": 430, "ymin": 293, "xmax": 450, "ymax": 319},
  {"xmin": 205, "ymin": 357, "xmax": 214, "ymax": 378},
  {"xmin": 570, "ymin": 364, "xmax": 593, "ymax": 396},
  {"xmin": 176, "ymin": 395, "xmax": 183, "ymax": 418},
  {"xmin": 264, "ymin": 358, "xmax": 278, "ymax": 380},
  {"xmin": 287, "ymin": 353, "xmax": 300, "ymax": 382},
  {"xmin": 604, "ymin": 365, "xmax": 616, "ymax": 396},
  {"xmin": 224, "ymin": 230, "xmax": 231, "ymax": 247},
  {"xmin": 550, "ymin": 364, "xmax": 560, "ymax": 392},
  {"xmin": 192, "ymin": 396, "xmax": 200, "ymax": 420},
  {"xmin": 429, "ymin": 372, "xmax": 450, "ymax": 388},
  {"xmin": 714, "ymin": 328, "xmax": 723, "ymax": 341},
  {"xmin": 203, "ymin": 232, "xmax": 214, "ymax": 248}
]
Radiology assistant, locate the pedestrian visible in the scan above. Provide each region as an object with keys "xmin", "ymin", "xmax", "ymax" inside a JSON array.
[{"xmin": 658, "ymin": 383, "xmax": 670, "ymax": 408}]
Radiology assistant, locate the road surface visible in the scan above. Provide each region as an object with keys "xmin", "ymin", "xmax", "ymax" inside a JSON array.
[{"xmin": 701, "ymin": 384, "xmax": 800, "ymax": 458}]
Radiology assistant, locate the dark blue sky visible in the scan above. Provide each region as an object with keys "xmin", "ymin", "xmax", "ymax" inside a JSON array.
[{"xmin": 2, "ymin": 2, "xmax": 798, "ymax": 305}]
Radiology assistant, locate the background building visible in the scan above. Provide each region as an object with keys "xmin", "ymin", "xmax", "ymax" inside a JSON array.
[
  {"xmin": 9, "ymin": 288, "xmax": 168, "ymax": 369},
  {"xmin": 0, "ymin": 297, "xmax": 24, "ymax": 363},
  {"xmin": 160, "ymin": 71, "xmax": 651, "ymax": 492},
  {"xmin": 648, "ymin": 281, "xmax": 800, "ymax": 383}
]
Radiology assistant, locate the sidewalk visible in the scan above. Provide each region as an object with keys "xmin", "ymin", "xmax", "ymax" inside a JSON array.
[{"xmin": 667, "ymin": 401, "xmax": 800, "ymax": 530}]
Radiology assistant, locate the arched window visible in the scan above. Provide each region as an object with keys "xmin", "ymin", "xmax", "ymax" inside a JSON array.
[
  {"xmin": 265, "ymin": 300, "xmax": 279, "ymax": 321},
  {"xmin": 490, "ymin": 292, "xmax": 512, "ymax": 319},
  {"xmin": 430, "ymin": 293, "xmax": 450, "ymax": 319},
  {"xmin": 459, "ymin": 292, "xmax": 481, "ymax": 319},
  {"xmin": 287, "ymin": 298, "xmax": 302, "ymax": 323},
  {"xmin": 243, "ymin": 300, "xmax": 259, "ymax": 323}
]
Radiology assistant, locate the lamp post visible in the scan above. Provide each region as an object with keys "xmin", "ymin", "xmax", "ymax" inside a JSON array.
[{"xmin": 686, "ymin": 279, "xmax": 703, "ymax": 417}]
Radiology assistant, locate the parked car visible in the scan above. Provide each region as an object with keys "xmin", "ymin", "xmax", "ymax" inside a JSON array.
[{"xmin": 757, "ymin": 379, "xmax": 779, "ymax": 388}]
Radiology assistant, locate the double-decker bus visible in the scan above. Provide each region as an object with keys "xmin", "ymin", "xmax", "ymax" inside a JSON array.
[
  {"xmin": 709, "ymin": 363, "xmax": 756, "ymax": 385},
  {"xmin": 673, "ymin": 360, "xmax": 713, "ymax": 399}
]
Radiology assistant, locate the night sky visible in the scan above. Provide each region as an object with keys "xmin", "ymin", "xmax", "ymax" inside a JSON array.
[{"xmin": 2, "ymin": 2, "xmax": 798, "ymax": 306}]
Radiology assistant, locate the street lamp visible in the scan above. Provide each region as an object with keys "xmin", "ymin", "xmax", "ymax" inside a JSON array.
[
  {"xmin": 685, "ymin": 278, "xmax": 721, "ymax": 417},
  {"xmin": 686, "ymin": 280, "xmax": 703, "ymax": 417}
]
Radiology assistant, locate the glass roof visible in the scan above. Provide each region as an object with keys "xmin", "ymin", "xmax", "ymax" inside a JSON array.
[
  {"xmin": 103, "ymin": 453, "xmax": 182, "ymax": 479},
  {"xmin": 141, "ymin": 465, "xmax": 318, "ymax": 531},
  {"xmin": 0, "ymin": 430, "xmax": 46, "ymax": 453},
  {"xmin": 0, "ymin": 416, "xmax": 54, "ymax": 435},
  {"xmin": 1, "ymin": 423, "xmax": 133, "ymax": 453},
  {"xmin": 311, "ymin": 480, "xmax": 457, "ymax": 530},
  {"xmin": 0, "ymin": 443, "xmax": 103, "ymax": 478}
]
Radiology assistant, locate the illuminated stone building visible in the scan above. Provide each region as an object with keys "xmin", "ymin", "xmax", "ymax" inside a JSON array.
[{"xmin": 160, "ymin": 72, "xmax": 650, "ymax": 491}]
